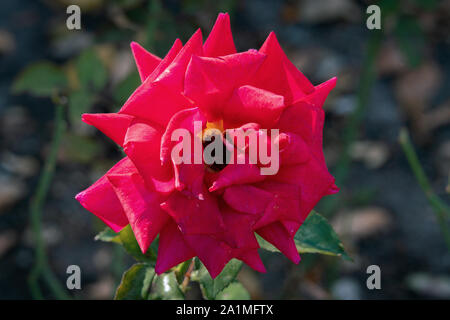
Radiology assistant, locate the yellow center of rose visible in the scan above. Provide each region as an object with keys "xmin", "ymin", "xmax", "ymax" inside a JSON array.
[{"xmin": 202, "ymin": 119, "xmax": 228, "ymax": 171}]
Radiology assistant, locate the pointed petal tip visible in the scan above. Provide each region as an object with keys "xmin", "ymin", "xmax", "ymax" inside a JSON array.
[
  {"xmin": 289, "ymin": 251, "xmax": 301, "ymax": 264},
  {"xmin": 154, "ymin": 263, "xmax": 165, "ymax": 275},
  {"xmin": 192, "ymin": 28, "xmax": 203, "ymax": 38},
  {"xmin": 81, "ymin": 113, "xmax": 93, "ymax": 125},
  {"xmin": 173, "ymin": 38, "xmax": 182, "ymax": 47},
  {"xmin": 74, "ymin": 191, "xmax": 83, "ymax": 202},
  {"xmin": 130, "ymin": 41, "xmax": 138, "ymax": 49},
  {"xmin": 242, "ymin": 252, "xmax": 267, "ymax": 273},
  {"xmin": 266, "ymin": 31, "xmax": 278, "ymax": 42}
]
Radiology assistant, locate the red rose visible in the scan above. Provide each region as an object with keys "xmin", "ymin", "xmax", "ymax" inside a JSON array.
[{"xmin": 76, "ymin": 13, "xmax": 338, "ymax": 278}]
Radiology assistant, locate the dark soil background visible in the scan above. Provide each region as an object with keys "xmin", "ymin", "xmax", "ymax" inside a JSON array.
[{"xmin": 0, "ymin": 0, "xmax": 449, "ymax": 299}]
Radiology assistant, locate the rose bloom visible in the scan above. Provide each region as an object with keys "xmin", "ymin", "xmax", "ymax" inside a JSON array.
[{"xmin": 76, "ymin": 13, "xmax": 338, "ymax": 278}]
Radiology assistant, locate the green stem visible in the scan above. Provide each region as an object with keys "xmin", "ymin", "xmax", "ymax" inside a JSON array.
[
  {"xmin": 181, "ymin": 259, "xmax": 196, "ymax": 293},
  {"xmin": 399, "ymin": 128, "xmax": 450, "ymax": 250},
  {"xmin": 145, "ymin": 0, "xmax": 162, "ymax": 51},
  {"xmin": 28, "ymin": 104, "xmax": 70, "ymax": 300}
]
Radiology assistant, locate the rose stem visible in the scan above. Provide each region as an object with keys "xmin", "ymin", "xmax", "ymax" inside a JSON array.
[{"xmin": 28, "ymin": 100, "xmax": 70, "ymax": 300}]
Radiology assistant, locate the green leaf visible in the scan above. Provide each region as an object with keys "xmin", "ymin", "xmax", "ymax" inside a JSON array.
[
  {"xmin": 114, "ymin": 263, "xmax": 155, "ymax": 300},
  {"xmin": 12, "ymin": 62, "xmax": 68, "ymax": 97},
  {"xmin": 94, "ymin": 225, "xmax": 157, "ymax": 263},
  {"xmin": 194, "ymin": 259, "xmax": 242, "ymax": 300},
  {"xmin": 94, "ymin": 227, "xmax": 120, "ymax": 243},
  {"xmin": 62, "ymin": 133, "xmax": 103, "ymax": 164},
  {"xmin": 118, "ymin": 225, "xmax": 157, "ymax": 263},
  {"xmin": 68, "ymin": 89, "xmax": 94, "ymax": 125},
  {"xmin": 148, "ymin": 272, "xmax": 184, "ymax": 300},
  {"xmin": 76, "ymin": 49, "xmax": 108, "ymax": 91},
  {"xmin": 257, "ymin": 211, "xmax": 351, "ymax": 261},
  {"xmin": 216, "ymin": 282, "xmax": 250, "ymax": 300},
  {"xmin": 295, "ymin": 211, "xmax": 351, "ymax": 261},
  {"xmin": 61, "ymin": 132, "xmax": 103, "ymax": 163},
  {"xmin": 256, "ymin": 234, "xmax": 279, "ymax": 253}
]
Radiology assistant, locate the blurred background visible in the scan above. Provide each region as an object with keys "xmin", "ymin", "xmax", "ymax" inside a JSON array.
[{"xmin": 0, "ymin": 0, "xmax": 449, "ymax": 299}]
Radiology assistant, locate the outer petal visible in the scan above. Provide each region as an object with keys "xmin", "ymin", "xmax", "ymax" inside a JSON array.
[
  {"xmin": 160, "ymin": 190, "xmax": 224, "ymax": 235},
  {"xmin": 256, "ymin": 222, "xmax": 300, "ymax": 264},
  {"xmin": 75, "ymin": 157, "xmax": 136, "ymax": 232},
  {"xmin": 251, "ymin": 32, "xmax": 314, "ymax": 105},
  {"xmin": 273, "ymin": 160, "xmax": 335, "ymax": 220},
  {"xmin": 155, "ymin": 29, "xmax": 203, "ymax": 92},
  {"xmin": 240, "ymin": 250, "xmax": 266, "ymax": 273},
  {"xmin": 203, "ymin": 12, "xmax": 236, "ymax": 57},
  {"xmin": 155, "ymin": 219, "xmax": 196, "ymax": 274},
  {"xmin": 118, "ymin": 32, "xmax": 203, "ymax": 126},
  {"xmin": 221, "ymin": 206, "xmax": 266, "ymax": 272},
  {"xmin": 184, "ymin": 234, "xmax": 232, "ymax": 279},
  {"xmin": 298, "ymin": 77, "xmax": 337, "ymax": 108},
  {"xmin": 118, "ymin": 79, "xmax": 192, "ymax": 127},
  {"xmin": 223, "ymin": 185, "xmax": 272, "ymax": 215},
  {"xmin": 146, "ymin": 38, "xmax": 183, "ymax": 83},
  {"xmin": 130, "ymin": 41, "xmax": 162, "ymax": 82},
  {"xmin": 82, "ymin": 113, "xmax": 134, "ymax": 147},
  {"xmin": 123, "ymin": 118, "xmax": 173, "ymax": 192},
  {"xmin": 277, "ymin": 101, "xmax": 326, "ymax": 166},
  {"xmin": 253, "ymin": 181, "xmax": 301, "ymax": 230},
  {"xmin": 276, "ymin": 132, "xmax": 310, "ymax": 166},
  {"xmin": 107, "ymin": 172, "xmax": 168, "ymax": 253},
  {"xmin": 221, "ymin": 207, "xmax": 259, "ymax": 251}
]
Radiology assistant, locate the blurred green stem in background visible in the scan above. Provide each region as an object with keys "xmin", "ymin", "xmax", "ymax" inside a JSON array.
[
  {"xmin": 28, "ymin": 100, "xmax": 70, "ymax": 300},
  {"xmin": 145, "ymin": 0, "xmax": 162, "ymax": 51},
  {"xmin": 321, "ymin": 29, "xmax": 383, "ymax": 215},
  {"xmin": 399, "ymin": 128, "xmax": 450, "ymax": 251}
]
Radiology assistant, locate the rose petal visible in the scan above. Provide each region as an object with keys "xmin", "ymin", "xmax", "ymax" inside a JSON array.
[
  {"xmin": 123, "ymin": 118, "xmax": 173, "ymax": 190},
  {"xmin": 209, "ymin": 162, "xmax": 265, "ymax": 192},
  {"xmin": 130, "ymin": 41, "xmax": 162, "ymax": 82},
  {"xmin": 273, "ymin": 160, "xmax": 335, "ymax": 220},
  {"xmin": 184, "ymin": 51, "xmax": 266, "ymax": 120},
  {"xmin": 108, "ymin": 172, "xmax": 168, "ymax": 253},
  {"xmin": 160, "ymin": 190, "xmax": 224, "ymax": 235},
  {"xmin": 239, "ymin": 250, "xmax": 266, "ymax": 273},
  {"xmin": 223, "ymin": 185, "xmax": 272, "ymax": 215},
  {"xmin": 298, "ymin": 77, "xmax": 337, "ymax": 108},
  {"xmin": 155, "ymin": 219, "xmax": 195, "ymax": 274},
  {"xmin": 277, "ymin": 101, "xmax": 326, "ymax": 167},
  {"xmin": 183, "ymin": 234, "xmax": 232, "ymax": 279},
  {"xmin": 146, "ymin": 38, "xmax": 183, "ymax": 82},
  {"xmin": 251, "ymin": 32, "xmax": 314, "ymax": 105},
  {"xmin": 253, "ymin": 181, "xmax": 301, "ymax": 229},
  {"xmin": 256, "ymin": 222, "xmax": 300, "ymax": 264},
  {"xmin": 75, "ymin": 157, "xmax": 136, "ymax": 232},
  {"xmin": 82, "ymin": 113, "xmax": 134, "ymax": 147},
  {"xmin": 203, "ymin": 12, "xmax": 236, "ymax": 57}
]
